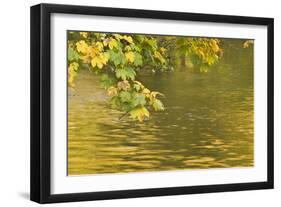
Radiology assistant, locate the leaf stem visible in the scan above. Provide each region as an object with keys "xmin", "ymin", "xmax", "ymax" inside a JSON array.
[{"xmin": 119, "ymin": 111, "xmax": 129, "ymax": 120}]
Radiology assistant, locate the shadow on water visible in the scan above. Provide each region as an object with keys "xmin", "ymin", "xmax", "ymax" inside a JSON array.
[{"xmin": 68, "ymin": 39, "xmax": 254, "ymax": 175}]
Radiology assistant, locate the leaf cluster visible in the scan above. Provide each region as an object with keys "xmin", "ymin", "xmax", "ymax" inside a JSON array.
[
  {"xmin": 67, "ymin": 31, "xmax": 166, "ymax": 121},
  {"xmin": 67, "ymin": 32, "xmax": 223, "ymax": 121}
]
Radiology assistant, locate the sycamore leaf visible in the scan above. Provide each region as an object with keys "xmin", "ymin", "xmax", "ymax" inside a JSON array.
[
  {"xmin": 129, "ymin": 106, "xmax": 150, "ymax": 122},
  {"xmin": 88, "ymin": 46, "xmax": 100, "ymax": 57},
  {"xmin": 108, "ymin": 38, "xmax": 118, "ymax": 49},
  {"xmin": 125, "ymin": 51, "xmax": 135, "ymax": 63},
  {"xmin": 132, "ymin": 93, "xmax": 146, "ymax": 106},
  {"xmin": 91, "ymin": 57, "xmax": 102, "ymax": 69},
  {"xmin": 146, "ymin": 39, "xmax": 157, "ymax": 49},
  {"xmin": 130, "ymin": 44, "xmax": 141, "ymax": 52},
  {"xmin": 79, "ymin": 32, "xmax": 88, "ymax": 38},
  {"xmin": 142, "ymin": 88, "xmax": 150, "ymax": 95},
  {"xmin": 68, "ymin": 62, "xmax": 79, "ymax": 87},
  {"xmin": 150, "ymin": 91, "xmax": 164, "ymax": 98},
  {"xmin": 68, "ymin": 48, "xmax": 80, "ymax": 61},
  {"xmin": 110, "ymin": 96, "xmax": 120, "ymax": 109},
  {"xmin": 123, "ymin": 35, "xmax": 133, "ymax": 43},
  {"xmin": 154, "ymin": 51, "xmax": 166, "ymax": 64},
  {"xmin": 113, "ymin": 34, "xmax": 123, "ymax": 40},
  {"xmin": 76, "ymin": 40, "xmax": 90, "ymax": 54},
  {"xmin": 108, "ymin": 50, "xmax": 125, "ymax": 66},
  {"xmin": 133, "ymin": 81, "xmax": 145, "ymax": 90},
  {"xmin": 115, "ymin": 67, "xmax": 136, "ymax": 80},
  {"xmin": 107, "ymin": 86, "xmax": 118, "ymax": 96},
  {"xmin": 95, "ymin": 42, "xmax": 104, "ymax": 51},
  {"xmin": 136, "ymin": 35, "xmax": 145, "ymax": 43},
  {"xmin": 134, "ymin": 52, "xmax": 143, "ymax": 66},
  {"xmin": 160, "ymin": 47, "xmax": 167, "ymax": 53},
  {"xmin": 243, "ymin": 40, "xmax": 254, "ymax": 48},
  {"xmin": 100, "ymin": 74, "xmax": 116, "ymax": 89},
  {"xmin": 119, "ymin": 91, "xmax": 132, "ymax": 103},
  {"xmin": 124, "ymin": 45, "xmax": 132, "ymax": 51},
  {"xmin": 133, "ymin": 84, "xmax": 141, "ymax": 92},
  {"xmin": 210, "ymin": 39, "xmax": 220, "ymax": 52},
  {"xmin": 91, "ymin": 53, "xmax": 109, "ymax": 69},
  {"xmin": 152, "ymin": 99, "xmax": 164, "ymax": 111},
  {"xmin": 103, "ymin": 39, "xmax": 109, "ymax": 47},
  {"xmin": 117, "ymin": 80, "xmax": 130, "ymax": 91}
]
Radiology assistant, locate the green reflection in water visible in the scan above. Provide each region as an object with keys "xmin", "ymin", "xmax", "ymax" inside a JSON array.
[{"xmin": 68, "ymin": 39, "xmax": 254, "ymax": 175}]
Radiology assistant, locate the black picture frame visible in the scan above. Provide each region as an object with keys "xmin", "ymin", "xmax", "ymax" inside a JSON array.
[{"xmin": 30, "ymin": 3, "xmax": 274, "ymax": 204}]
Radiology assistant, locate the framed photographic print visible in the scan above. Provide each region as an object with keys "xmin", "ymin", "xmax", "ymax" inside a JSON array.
[{"xmin": 30, "ymin": 3, "xmax": 274, "ymax": 203}]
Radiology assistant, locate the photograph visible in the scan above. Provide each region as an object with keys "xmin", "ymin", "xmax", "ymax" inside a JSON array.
[
  {"xmin": 30, "ymin": 3, "xmax": 273, "ymax": 203},
  {"xmin": 67, "ymin": 31, "xmax": 254, "ymax": 176}
]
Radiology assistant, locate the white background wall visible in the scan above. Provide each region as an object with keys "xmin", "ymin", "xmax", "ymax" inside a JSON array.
[{"xmin": 0, "ymin": 0, "xmax": 279, "ymax": 206}]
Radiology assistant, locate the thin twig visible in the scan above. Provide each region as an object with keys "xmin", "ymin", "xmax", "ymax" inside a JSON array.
[{"xmin": 119, "ymin": 111, "xmax": 129, "ymax": 120}]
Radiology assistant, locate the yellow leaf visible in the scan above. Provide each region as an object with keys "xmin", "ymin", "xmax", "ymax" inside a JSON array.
[
  {"xmin": 213, "ymin": 44, "xmax": 220, "ymax": 53},
  {"xmin": 154, "ymin": 51, "xmax": 165, "ymax": 64},
  {"xmin": 79, "ymin": 32, "xmax": 88, "ymax": 38},
  {"xmin": 68, "ymin": 62, "xmax": 79, "ymax": 87},
  {"xmin": 91, "ymin": 56, "xmax": 99, "ymax": 68},
  {"xmin": 91, "ymin": 53, "xmax": 109, "ymax": 69},
  {"xmin": 124, "ymin": 45, "xmax": 132, "ymax": 51},
  {"xmin": 80, "ymin": 55, "xmax": 91, "ymax": 64},
  {"xmin": 89, "ymin": 47, "xmax": 100, "ymax": 58},
  {"xmin": 125, "ymin": 51, "xmax": 135, "ymax": 63},
  {"xmin": 107, "ymin": 86, "xmax": 118, "ymax": 96},
  {"xmin": 103, "ymin": 39, "xmax": 108, "ymax": 47},
  {"xmin": 108, "ymin": 38, "xmax": 118, "ymax": 49},
  {"xmin": 160, "ymin": 47, "xmax": 167, "ymax": 53},
  {"xmin": 150, "ymin": 91, "xmax": 164, "ymax": 98},
  {"xmin": 96, "ymin": 42, "xmax": 104, "ymax": 51},
  {"xmin": 142, "ymin": 88, "xmax": 150, "ymax": 94},
  {"xmin": 123, "ymin": 35, "xmax": 133, "ymax": 44},
  {"xmin": 198, "ymin": 50, "xmax": 205, "ymax": 59},
  {"xmin": 100, "ymin": 53, "xmax": 109, "ymax": 64},
  {"xmin": 129, "ymin": 106, "xmax": 150, "ymax": 122},
  {"xmin": 142, "ymin": 88, "xmax": 151, "ymax": 98},
  {"xmin": 243, "ymin": 40, "xmax": 254, "ymax": 48},
  {"xmin": 113, "ymin": 34, "xmax": 123, "ymax": 40},
  {"xmin": 97, "ymin": 61, "xmax": 103, "ymax": 69},
  {"xmin": 76, "ymin": 40, "xmax": 90, "ymax": 54},
  {"xmin": 117, "ymin": 80, "xmax": 130, "ymax": 91}
]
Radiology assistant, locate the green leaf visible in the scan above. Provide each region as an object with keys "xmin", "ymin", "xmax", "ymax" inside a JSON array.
[
  {"xmin": 190, "ymin": 54, "xmax": 202, "ymax": 65},
  {"xmin": 100, "ymin": 74, "xmax": 116, "ymax": 89},
  {"xmin": 132, "ymin": 93, "xmax": 146, "ymax": 106},
  {"xmin": 110, "ymin": 96, "xmax": 121, "ymax": 109},
  {"xmin": 134, "ymin": 52, "xmax": 143, "ymax": 66},
  {"xmin": 136, "ymin": 35, "xmax": 145, "ymax": 43},
  {"xmin": 176, "ymin": 38, "xmax": 185, "ymax": 46},
  {"xmin": 115, "ymin": 67, "xmax": 136, "ymax": 80},
  {"xmin": 108, "ymin": 50, "xmax": 125, "ymax": 66},
  {"xmin": 119, "ymin": 91, "xmax": 131, "ymax": 103},
  {"xmin": 146, "ymin": 39, "xmax": 157, "ymax": 49},
  {"xmin": 125, "ymin": 51, "xmax": 135, "ymax": 63},
  {"xmin": 130, "ymin": 44, "xmax": 141, "ymax": 52},
  {"xmin": 133, "ymin": 84, "xmax": 141, "ymax": 92},
  {"xmin": 68, "ymin": 48, "xmax": 80, "ymax": 61}
]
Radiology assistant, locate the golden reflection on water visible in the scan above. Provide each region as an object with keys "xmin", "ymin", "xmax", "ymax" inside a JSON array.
[{"xmin": 68, "ymin": 41, "xmax": 254, "ymax": 175}]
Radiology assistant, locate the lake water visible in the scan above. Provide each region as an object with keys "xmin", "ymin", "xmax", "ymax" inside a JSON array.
[{"xmin": 68, "ymin": 40, "xmax": 254, "ymax": 175}]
